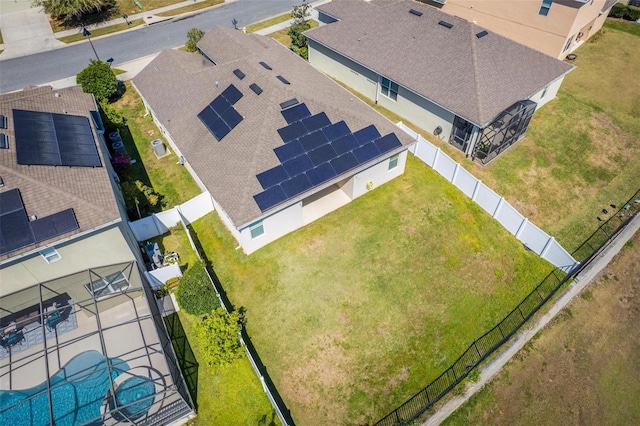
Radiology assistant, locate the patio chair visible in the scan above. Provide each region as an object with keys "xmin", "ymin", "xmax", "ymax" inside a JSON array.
[{"xmin": 46, "ymin": 305, "xmax": 71, "ymax": 331}]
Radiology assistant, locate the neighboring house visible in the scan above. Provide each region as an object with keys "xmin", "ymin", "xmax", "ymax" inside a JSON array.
[
  {"xmin": 307, "ymin": 0, "xmax": 575, "ymax": 163},
  {"xmin": 133, "ymin": 27, "xmax": 412, "ymax": 255},
  {"xmin": 0, "ymin": 86, "xmax": 194, "ymax": 425},
  {"xmin": 429, "ymin": 0, "xmax": 619, "ymax": 59}
]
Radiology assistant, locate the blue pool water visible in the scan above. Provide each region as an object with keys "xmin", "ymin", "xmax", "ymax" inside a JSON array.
[{"xmin": 0, "ymin": 350, "xmax": 153, "ymax": 425}]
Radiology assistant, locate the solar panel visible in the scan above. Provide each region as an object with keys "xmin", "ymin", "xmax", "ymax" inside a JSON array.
[
  {"xmin": 0, "ymin": 189, "xmax": 24, "ymax": 214},
  {"xmin": 352, "ymin": 142, "xmax": 382, "ymax": 164},
  {"xmin": 277, "ymin": 121, "xmax": 308, "ymax": 143},
  {"xmin": 330, "ymin": 152, "xmax": 359, "ymax": 175},
  {"xmin": 281, "ymin": 103, "xmax": 311, "ymax": 124},
  {"xmin": 302, "ymin": 112, "xmax": 331, "ymax": 133},
  {"xmin": 31, "ymin": 209, "xmax": 79, "ymax": 242},
  {"xmin": 322, "ymin": 121, "xmax": 351, "ymax": 142},
  {"xmin": 305, "ymin": 163, "xmax": 337, "ymax": 186},
  {"xmin": 353, "ymin": 125, "xmax": 381, "ymax": 146},
  {"xmin": 0, "ymin": 210, "xmax": 34, "ymax": 255},
  {"xmin": 256, "ymin": 165, "xmax": 289, "ymax": 190},
  {"xmin": 274, "ymin": 140, "xmax": 305, "ymax": 162},
  {"xmin": 280, "ymin": 173, "xmax": 313, "ymax": 198},
  {"xmin": 308, "ymin": 143, "xmax": 337, "ymax": 166},
  {"xmin": 331, "ymin": 134, "xmax": 359, "ymax": 155},
  {"xmin": 276, "ymin": 75, "xmax": 290, "ymax": 85},
  {"xmin": 209, "ymin": 118, "xmax": 232, "ymax": 141},
  {"xmin": 259, "ymin": 61, "xmax": 273, "ymax": 70},
  {"xmin": 299, "ymin": 130, "xmax": 328, "ymax": 151},
  {"xmin": 249, "ymin": 83, "xmax": 263, "ymax": 95},
  {"xmin": 220, "ymin": 107, "xmax": 243, "ymax": 129},
  {"xmin": 210, "ymin": 96, "xmax": 231, "ymax": 114},
  {"xmin": 233, "ymin": 69, "xmax": 246, "ymax": 80},
  {"xmin": 283, "ymin": 154, "xmax": 314, "ymax": 176},
  {"xmin": 197, "ymin": 105, "xmax": 218, "ymax": 125},
  {"xmin": 13, "ymin": 109, "xmax": 101, "ymax": 167},
  {"xmin": 254, "ymin": 185, "xmax": 288, "ymax": 211},
  {"xmin": 279, "ymin": 98, "xmax": 299, "ymax": 110},
  {"xmin": 221, "ymin": 84, "xmax": 243, "ymax": 105},
  {"xmin": 374, "ymin": 133, "xmax": 403, "ymax": 153}
]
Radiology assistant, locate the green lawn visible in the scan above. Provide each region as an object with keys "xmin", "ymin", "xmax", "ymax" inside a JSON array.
[
  {"xmin": 245, "ymin": 13, "xmax": 291, "ymax": 33},
  {"xmin": 267, "ymin": 20, "xmax": 318, "ymax": 47},
  {"xmin": 156, "ymin": 0, "xmax": 224, "ymax": 17},
  {"xmin": 188, "ymin": 155, "xmax": 555, "ymax": 425},
  {"xmin": 112, "ymin": 82, "xmax": 201, "ymax": 215},
  {"xmin": 58, "ymin": 19, "xmax": 144, "ymax": 43}
]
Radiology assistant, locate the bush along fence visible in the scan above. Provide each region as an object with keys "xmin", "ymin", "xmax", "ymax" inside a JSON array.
[
  {"xmin": 374, "ymin": 188, "xmax": 640, "ymax": 426},
  {"xmin": 398, "ymin": 123, "xmax": 578, "ymax": 273}
]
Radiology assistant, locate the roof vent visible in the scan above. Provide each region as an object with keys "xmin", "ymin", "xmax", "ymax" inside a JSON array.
[
  {"xmin": 249, "ymin": 83, "xmax": 263, "ymax": 95},
  {"xmin": 259, "ymin": 61, "xmax": 273, "ymax": 70},
  {"xmin": 476, "ymin": 30, "xmax": 488, "ymax": 38},
  {"xmin": 276, "ymin": 75, "xmax": 290, "ymax": 85},
  {"xmin": 233, "ymin": 69, "xmax": 246, "ymax": 80},
  {"xmin": 279, "ymin": 98, "xmax": 299, "ymax": 109},
  {"xmin": 409, "ymin": 9, "xmax": 423, "ymax": 16},
  {"xmin": 438, "ymin": 20, "xmax": 453, "ymax": 29}
]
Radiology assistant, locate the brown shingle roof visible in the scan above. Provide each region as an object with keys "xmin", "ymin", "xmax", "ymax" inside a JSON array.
[
  {"xmin": 133, "ymin": 27, "xmax": 412, "ymax": 228},
  {"xmin": 0, "ymin": 86, "xmax": 121, "ymax": 261},
  {"xmin": 307, "ymin": 0, "xmax": 575, "ymax": 126}
]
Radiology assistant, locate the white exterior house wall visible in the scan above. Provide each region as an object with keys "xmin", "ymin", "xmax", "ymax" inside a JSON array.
[
  {"xmin": 528, "ymin": 76, "xmax": 566, "ymax": 110},
  {"xmin": 346, "ymin": 150, "xmax": 408, "ymax": 199},
  {"xmin": 0, "ymin": 226, "xmax": 136, "ymax": 295},
  {"xmin": 238, "ymin": 202, "xmax": 304, "ymax": 255}
]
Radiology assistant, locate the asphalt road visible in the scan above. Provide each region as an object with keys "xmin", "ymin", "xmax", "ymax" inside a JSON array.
[{"xmin": 0, "ymin": 0, "xmax": 295, "ymax": 93}]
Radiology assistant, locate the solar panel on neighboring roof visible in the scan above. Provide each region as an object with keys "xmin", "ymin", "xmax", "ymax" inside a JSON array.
[
  {"xmin": 438, "ymin": 20, "xmax": 453, "ymax": 29},
  {"xmin": 249, "ymin": 83, "xmax": 263, "ymax": 95},
  {"xmin": 276, "ymin": 76, "xmax": 290, "ymax": 85},
  {"xmin": 233, "ymin": 69, "xmax": 246, "ymax": 80},
  {"xmin": 259, "ymin": 61, "xmax": 273, "ymax": 70},
  {"xmin": 252, "ymin": 105, "xmax": 405, "ymax": 212},
  {"xmin": 197, "ymin": 84, "xmax": 245, "ymax": 141},
  {"xmin": 13, "ymin": 109, "xmax": 102, "ymax": 167},
  {"xmin": 0, "ymin": 188, "xmax": 79, "ymax": 255},
  {"xmin": 476, "ymin": 30, "xmax": 489, "ymax": 38}
]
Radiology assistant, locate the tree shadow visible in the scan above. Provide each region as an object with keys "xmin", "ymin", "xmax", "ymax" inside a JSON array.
[
  {"xmin": 163, "ymin": 312, "xmax": 199, "ymax": 411},
  {"xmin": 55, "ymin": 2, "xmax": 122, "ymax": 30}
]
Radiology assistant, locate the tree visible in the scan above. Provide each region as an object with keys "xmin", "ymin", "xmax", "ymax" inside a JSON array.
[
  {"xmin": 76, "ymin": 60, "xmax": 118, "ymax": 102},
  {"xmin": 288, "ymin": 1, "xmax": 311, "ymax": 59},
  {"xmin": 193, "ymin": 307, "xmax": 244, "ymax": 367},
  {"xmin": 176, "ymin": 262, "xmax": 220, "ymax": 315},
  {"xmin": 121, "ymin": 180, "xmax": 164, "ymax": 219},
  {"xmin": 33, "ymin": 0, "xmax": 111, "ymax": 21},
  {"xmin": 185, "ymin": 28, "xmax": 205, "ymax": 53}
]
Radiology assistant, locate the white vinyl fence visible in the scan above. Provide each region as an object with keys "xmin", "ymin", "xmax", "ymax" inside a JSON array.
[
  {"xmin": 398, "ymin": 123, "xmax": 578, "ymax": 273},
  {"xmin": 129, "ymin": 192, "xmax": 214, "ymax": 241}
]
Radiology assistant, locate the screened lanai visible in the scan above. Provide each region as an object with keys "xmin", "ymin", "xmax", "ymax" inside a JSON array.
[{"xmin": 0, "ymin": 262, "xmax": 193, "ymax": 426}]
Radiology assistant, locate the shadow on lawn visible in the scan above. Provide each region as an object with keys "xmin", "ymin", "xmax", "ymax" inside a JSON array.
[
  {"xmin": 164, "ymin": 312, "xmax": 199, "ymax": 411},
  {"xmin": 186, "ymin": 223, "xmax": 296, "ymax": 426}
]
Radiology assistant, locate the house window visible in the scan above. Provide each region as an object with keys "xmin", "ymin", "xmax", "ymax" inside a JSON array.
[
  {"xmin": 388, "ymin": 154, "xmax": 400, "ymax": 170},
  {"xmin": 540, "ymin": 86, "xmax": 548, "ymax": 99},
  {"xmin": 40, "ymin": 247, "xmax": 62, "ymax": 263},
  {"xmin": 380, "ymin": 77, "xmax": 399, "ymax": 101},
  {"xmin": 249, "ymin": 221, "xmax": 264, "ymax": 239},
  {"xmin": 538, "ymin": 0, "xmax": 553, "ymax": 16},
  {"xmin": 563, "ymin": 35, "xmax": 574, "ymax": 52}
]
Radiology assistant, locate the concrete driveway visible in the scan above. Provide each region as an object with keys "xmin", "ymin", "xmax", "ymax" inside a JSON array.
[{"xmin": 0, "ymin": 3, "xmax": 64, "ymax": 59}]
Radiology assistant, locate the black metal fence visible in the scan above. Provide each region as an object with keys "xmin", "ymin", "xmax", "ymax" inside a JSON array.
[{"xmin": 374, "ymin": 189, "xmax": 640, "ymax": 426}]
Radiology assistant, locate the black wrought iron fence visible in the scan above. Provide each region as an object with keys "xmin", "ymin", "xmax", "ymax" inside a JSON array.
[{"xmin": 374, "ymin": 189, "xmax": 640, "ymax": 426}]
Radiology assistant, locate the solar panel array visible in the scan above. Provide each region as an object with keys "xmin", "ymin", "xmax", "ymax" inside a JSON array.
[
  {"xmin": 0, "ymin": 188, "xmax": 79, "ymax": 255},
  {"xmin": 13, "ymin": 109, "xmax": 102, "ymax": 167},
  {"xmin": 253, "ymin": 103, "xmax": 403, "ymax": 212},
  {"xmin": 197, "ymin": 84, "xmax": 244, "ymax": 141}
]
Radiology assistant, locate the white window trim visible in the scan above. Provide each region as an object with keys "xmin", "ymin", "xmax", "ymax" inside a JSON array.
[
  {"xmin": 249, "ymin": 221, "xmax": 265, "ymax": 239},
  {"xmin": 380, "ymin": 77, "xmax": 399, "ymax": 101},
  {"xmin": 40, "ymin": 247, "xmax": 62, "ymax": 264},
  {"xmin": 388, "ymin": 154, "xmax": 400, "ymax": 171}
]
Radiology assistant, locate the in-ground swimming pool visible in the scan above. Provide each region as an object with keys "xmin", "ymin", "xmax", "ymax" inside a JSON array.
[{"xmin": 0, "ymin": 350, "xmax": 156, "ymax": 425}]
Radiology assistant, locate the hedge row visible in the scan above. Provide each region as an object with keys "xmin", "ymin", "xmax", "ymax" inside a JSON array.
[{"xmin": 609, "ymin": 3, "xmax": 640, "ymax": 21}]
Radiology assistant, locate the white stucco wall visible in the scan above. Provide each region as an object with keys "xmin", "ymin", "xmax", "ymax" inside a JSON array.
[
  {"xmin": 529, "ymin": 75, "xmax": 566, "ymax": 109},
  {"xmin": 238, "ymin": 201, "xmax": 304, "ymax": 255},
  {"xmin": 0, "ymin": 226, "xmax": 136, "ymax": 295},
  {"xmin": 346, "ymin": 150, "xmax": 408, "ymax": 199}
]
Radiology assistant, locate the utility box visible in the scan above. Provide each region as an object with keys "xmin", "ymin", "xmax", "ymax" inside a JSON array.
[{"xmin": 151, "ymin": 139, "xmax": 168, "ymax": 158}]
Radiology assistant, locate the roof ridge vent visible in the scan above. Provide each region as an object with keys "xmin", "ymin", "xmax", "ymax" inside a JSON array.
[
  {"xmin": 438, "ymin": 20, "xmax": 453, "ymax": 29},
  {"xmin": 409, "ymin": 9, "xmax": 423, "ymax": 16},
  {"xmin": 476, "ymin": 30, "xmax": 489, "ymax": 38}
]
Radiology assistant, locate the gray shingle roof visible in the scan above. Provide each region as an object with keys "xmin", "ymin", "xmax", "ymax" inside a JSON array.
[
  {"xmin": 307, "ymin": 0, "xmax": 575, "ymax": 126},
  {"xmin": 133, "ymin": 27, "xmax": 412, "ymax": 228},
  {"xmin": 0, "ymin": 86, "xmax": 121, "ymax": 261}
]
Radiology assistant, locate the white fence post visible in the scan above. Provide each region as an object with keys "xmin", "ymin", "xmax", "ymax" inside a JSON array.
[
  {"xmin": 451, "ymin": 163, "xmax": 459, "ymax": 184},
  {"xmin": 471, "ymin": 180, "xmax": 481, "ymax": 202},
  {"xmin": 541, "ymin": 236, "xmax": 554, "ymax": 257},
  {"xmin": 515, "ymin": 218, "xmax": 528, "ymax": 239},
  {"xmin": 493, "ymin": 197, "xmax": 504, "ymax": 218},
  {"xmin": 432, "ymin": 147, "xmax": 441, "ymax": 169}
]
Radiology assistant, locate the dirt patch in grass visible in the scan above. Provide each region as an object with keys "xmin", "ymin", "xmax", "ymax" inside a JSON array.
[{"xmin": 444, "ymin": 230, "xmax": 640, "ymax": 425}]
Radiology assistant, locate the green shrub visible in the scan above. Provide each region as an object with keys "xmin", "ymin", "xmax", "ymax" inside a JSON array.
[
  {"xmin": 193, "ymin": 307, "xmax": 244, "ymax": 367},
  {"xmin": 610, "ymin": 3, "xmax": 626, "ymax": 18},
  {"xmin": 77, "ymin": 59, "xmax": 118, "ymax": 102},
  {"xmin": 176, "ymin": 262, "xmax": 220, "ymax": 315},
  {"xmin": 625, "ymin": 5, "xmax": 640, "ymax": 21},
  {"xmin": 185, "ymin": 28, "xmax": 205, "ymax": 53}
]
